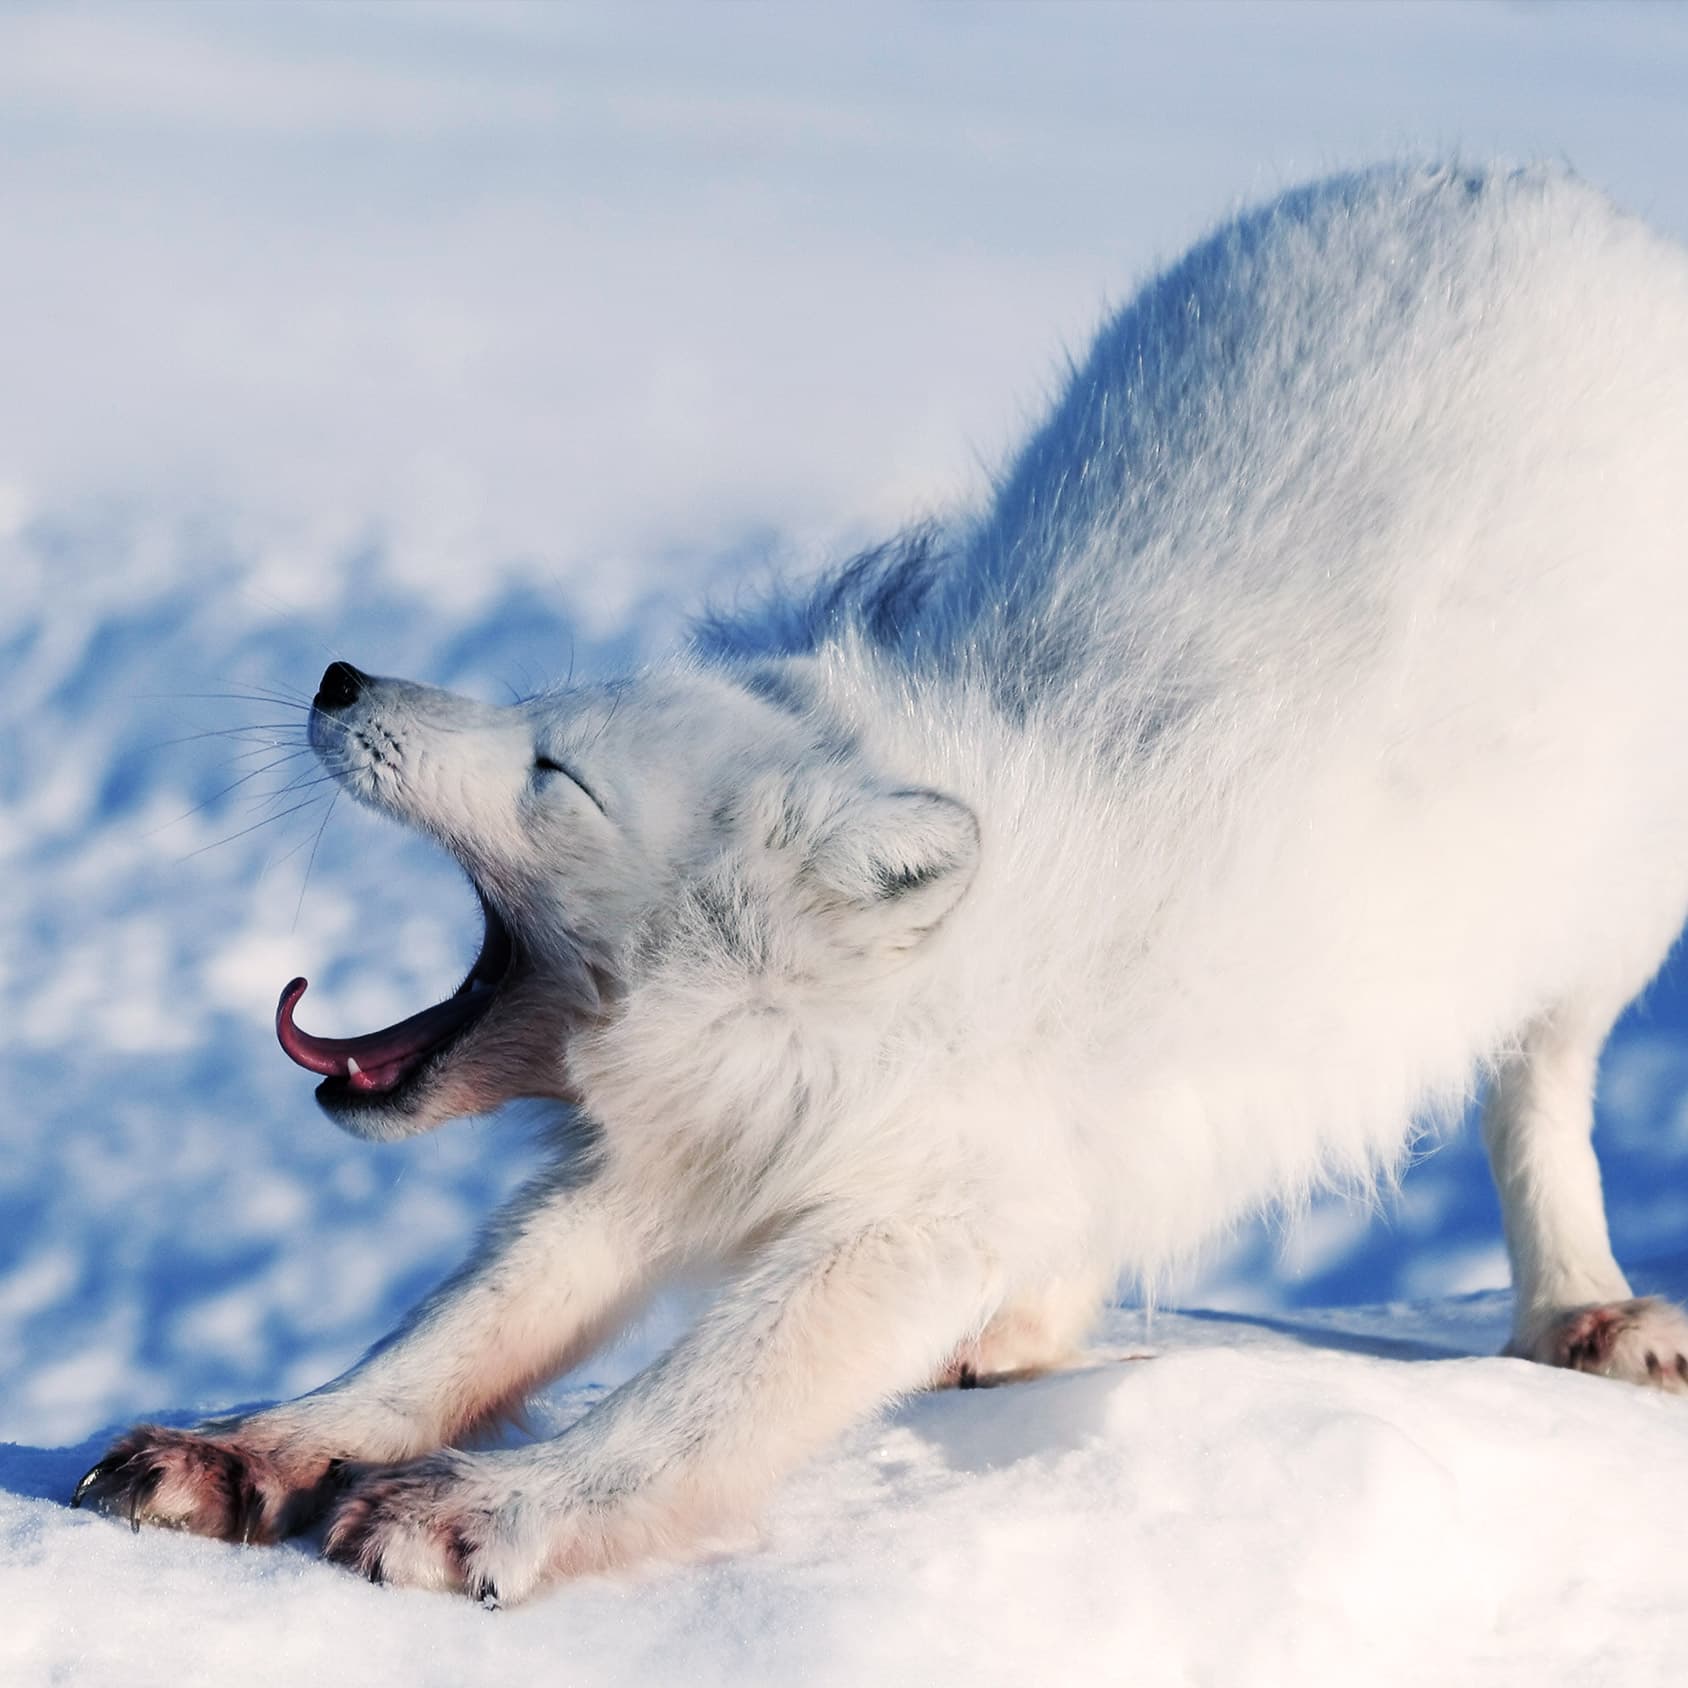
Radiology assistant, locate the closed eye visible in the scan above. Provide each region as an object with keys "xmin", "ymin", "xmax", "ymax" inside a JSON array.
[{"xmin": 534, "ymin": 754, "xmax": 607, "ymax": 816}]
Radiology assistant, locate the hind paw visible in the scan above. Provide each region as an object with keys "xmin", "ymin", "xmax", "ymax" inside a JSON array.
[{"xmin": 1513, "ymin": 1297, "xmax": 1688, "ymax": 1392}]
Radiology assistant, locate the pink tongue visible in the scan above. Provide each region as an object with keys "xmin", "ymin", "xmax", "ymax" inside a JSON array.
[{"xmin": 275, "ymin": 977, "xmax": 485, "ymax": 1094}]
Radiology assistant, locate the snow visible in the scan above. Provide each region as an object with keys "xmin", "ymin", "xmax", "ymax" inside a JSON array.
[
  {"xmin": 8, "ymin": 1298, "xmax": 1688, "ymax": 1685},
  {"xmin": 7, "ymin": 1, "xmax": 1688, "ymax": 1680}
]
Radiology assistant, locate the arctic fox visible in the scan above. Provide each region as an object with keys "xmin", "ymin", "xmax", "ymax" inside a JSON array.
[{"xmin": 76, "ymin": 164, "xmax": 1688, "ymax": 1602}]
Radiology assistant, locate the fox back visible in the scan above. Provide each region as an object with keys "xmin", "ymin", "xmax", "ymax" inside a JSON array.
[{"xmin": 673, "ymin": 162, "xmax": 1688, "ymax": 1284}]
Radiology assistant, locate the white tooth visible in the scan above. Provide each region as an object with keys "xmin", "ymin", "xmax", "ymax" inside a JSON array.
[{"xmin": 346, "ymin": 1057, "xmax": 362, "ymax": 1078}]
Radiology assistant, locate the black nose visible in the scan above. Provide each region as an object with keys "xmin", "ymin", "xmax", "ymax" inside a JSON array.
[{"xmin": 315, "ymin": 661, "xmax": 369, "ymax": 712}]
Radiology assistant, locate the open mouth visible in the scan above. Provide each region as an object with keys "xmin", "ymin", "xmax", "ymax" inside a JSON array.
[{"xmin": 275, "ymin": 893, "xmax": 515, "ymax": 1104}]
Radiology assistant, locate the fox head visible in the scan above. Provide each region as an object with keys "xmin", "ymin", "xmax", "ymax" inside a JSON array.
[{"xmin": 279, "ymin": 659, "xmax": 980, "ymax": 1142}]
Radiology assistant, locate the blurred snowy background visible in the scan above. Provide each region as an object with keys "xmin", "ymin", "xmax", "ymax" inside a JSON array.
[{"xmin": 8, "ymin": 0, "xmax": 1688, "ymax": 1450}]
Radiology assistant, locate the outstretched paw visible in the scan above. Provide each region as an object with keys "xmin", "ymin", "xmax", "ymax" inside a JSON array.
[
  {"xmin": 323, "ymin": 1453, "xmax": 535, "ymax": 1605},
  {"xmin": 1514, "ymin": 1296, "xmax": 1688, "ymax": 1393},
  {"xmin": 70, "ymin": 1424, "xmax": 337, "ymax": 1543}
]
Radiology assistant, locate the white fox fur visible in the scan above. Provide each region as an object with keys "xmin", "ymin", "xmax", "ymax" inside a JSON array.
[{"xmin": 77, "ymin": 163, "xmax": 1688, "ymax": 1600}]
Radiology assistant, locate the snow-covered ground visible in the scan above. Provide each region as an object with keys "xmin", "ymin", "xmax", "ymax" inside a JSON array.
[
  {"xmin": 7, "ymin": 2, "xmax": 1688, "ymax": 1680},
  {"xmin": 10, "ymin": 1295, "xmax": 1688, "ymax": 1688}
]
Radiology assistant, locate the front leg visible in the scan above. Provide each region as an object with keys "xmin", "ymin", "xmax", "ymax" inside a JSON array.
[
  {"xmin": 72, "ymin": 1171, "xmax": 659, "ymax": 1543},
  {"xmin": 323, "ymin": 1214, "xmax": 989, "ymax": 1602}
]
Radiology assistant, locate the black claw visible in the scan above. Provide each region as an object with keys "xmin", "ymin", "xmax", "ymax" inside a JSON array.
[
  {"xmin": 1676, "ymin": 1355, "xmax": 1688, "ymax": 1384},
  {"xmin": 957, "ymin": 1364, "xmax": 979, "ymax": 1391},
  {"xmin": 474, "ymin": 1579, "xmax": 502, "ymax": 1612},
  {"xmin": 1646, "ymin": 1351, "xmax": 1661, "ymax": 1377},
  {"xmin": 128, "ymin": 1467, "xmax": 162, "ymax": 1534},
  {"xmin": 234, "ymin": 1469, "xmax": 267, "ymax": 1546},
  {"xmin": 71, "ymin": 1456, "xmax": 123, "ymax": 1509}
]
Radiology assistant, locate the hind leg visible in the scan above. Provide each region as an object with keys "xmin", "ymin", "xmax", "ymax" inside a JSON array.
[
  {"xmin": 1482, "ymin": 994, "xmax": 1688, "ymax": 1392},
  {"xmin": 933, "ymin": 1270, "xmax": 1109, "ymax": 1388}
]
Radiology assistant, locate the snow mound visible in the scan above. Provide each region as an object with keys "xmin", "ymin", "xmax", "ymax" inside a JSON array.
[{"xmin": 6, "ymin": 1300, "xmax": 1683, "ymax": 1687}]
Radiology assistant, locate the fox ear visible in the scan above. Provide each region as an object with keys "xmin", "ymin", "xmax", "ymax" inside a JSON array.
[{"xmin": 808, "ymin": 787, "xmax": 981, "ymax": 951}]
